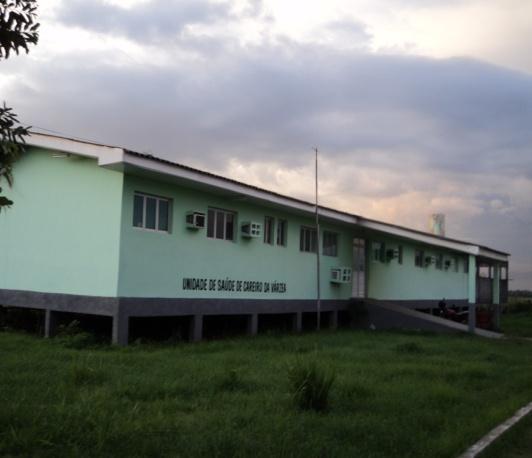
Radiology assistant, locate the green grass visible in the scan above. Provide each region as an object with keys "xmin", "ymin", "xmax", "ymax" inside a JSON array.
[
  {"xmin": 501, "ymin": 300, "xmax": 532, "ymax": 338},
  {"xmin": 1, "ymin": 329, "xmax": 532, "ymax": 457},
  {"xmin": 501, "ymin": 312, "xmax": 532, "ymax": 338},
  {"xmin": 480, "ymin": 409, "xmax": 532, "ymax": 458}
]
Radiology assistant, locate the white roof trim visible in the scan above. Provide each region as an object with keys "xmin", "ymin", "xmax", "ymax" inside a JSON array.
[
  {"xmin": 25, "ymin": 132, "xmax": 509, "ymax": 262},
  {"xmin": 358, "ymin": 219, "xmax": 480, "ymax": 255},
  {"xmin": 478, "ymin": 247, "xmax": 508, "ymax": 263},
  {"xmin": 122, "ymin": 153, "xmax": 359, "ymax": 225},
  {"xmin": 27, "ymin": 132, "xmax": 124, "ymax": 166}
]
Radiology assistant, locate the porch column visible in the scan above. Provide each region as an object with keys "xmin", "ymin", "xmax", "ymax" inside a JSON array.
[
  {"xmin": 44, "ymin": 309, "xmax": 58, "ymax": 338},
  {"xmin": 292, "ymin": 312, "xmax": 302, "ymax": 333},
  {"xmin": 492, "ymin": 264, "xmax": 501, "ymax": 331},
  {"xmin": 247, "ymin": 313, "xmax": 258, "ymax": 336},
  {"xmin": 189, "ymin": 315, "xmax": 203, "ymax": 342},
  {"xmin": 112, "ymin": 311, "xmax": 129, "ymax": 346},
  {"xmin": 468, "ymin": 255, "xmax": 477, "ymax": 333}
]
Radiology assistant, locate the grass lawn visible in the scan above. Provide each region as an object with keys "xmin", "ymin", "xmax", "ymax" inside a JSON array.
[
  {"xmin": 477, "ymin": 302, "xmax": 532, "ymax": 458},
  {"xmin": 480, "ymin": 410, "xmax": 532, "ymax": 458},
  {"xmin": 501, "ymin": 311, "xmax": 532, "ymax": 338},
  {"xmin": 1, "ymin": 329, "xmax": 532, "ymax": 458},
  {"xmin": 501, "ymin": 299, "xmax": 532, "ymax": 338}
]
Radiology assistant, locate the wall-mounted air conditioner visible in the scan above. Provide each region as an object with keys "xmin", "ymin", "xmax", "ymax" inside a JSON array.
[
  {"xmin": 186, "ymin": 211, "xmax": 206, "ymax": 229},
  {"xmin": 330, "ymin": 267, "xmax": 352, "ymax": 284},
  {"xmin": 386, "ymin": 249, "xmax": 399, "ymax": 261},
  {"xmin": 241, "ymin": 222, "xmax": 262, "ymax": 238}
]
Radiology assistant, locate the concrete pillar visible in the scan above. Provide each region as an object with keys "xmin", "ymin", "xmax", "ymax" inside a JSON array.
[
  {"xmin": 329, "ymin": 310, "xmax": 338, "ymax": 330},
  {"xmin": 492, "ymin": 264, "xmax": 501, "ymax": 331},
  {"xmin": 467, "ymin": 255, "xmax": 477, "ymax": 334},
  {"xmin": 112, "ymin": 312, "xmax": 129, "ymax": 346},
  {"xmin": 247, "ymin": 313, "xmax": 258, "ymax": 336},
  {"xmin": 189, "ymin": 315, "xmax": 203, "ymax": 342},
  {"xmin": 44, "ymin": 309, "xmax": 58, "ymax": 338},
  {"xmin": 292, "ymin": 312, "xmax": 302, "ymax": 333},
  {"xmin": 492, "ymin": 264, "xmax": 501, "ymax": 305},
  {"xmin": 468, "ymin": 255, "xmax": 477, "ymax": 305}
]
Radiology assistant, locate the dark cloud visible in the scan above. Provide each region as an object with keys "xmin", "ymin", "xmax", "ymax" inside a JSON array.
[
  {"xmin": 56, "ymin": 0, "xmax": 232, "ymax": 44},
  {"xmin": 6, "ymin": 4, "xmax": 532, "ymax": 287},
  {"xmin": 10, "ymin": 41, "xmax": 532, "ymax": 174}
]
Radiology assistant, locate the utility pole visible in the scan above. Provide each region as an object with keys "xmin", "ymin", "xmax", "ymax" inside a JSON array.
[{"xmin": 314, "ymin": 147, "xmax": 321, "ymax": 331}]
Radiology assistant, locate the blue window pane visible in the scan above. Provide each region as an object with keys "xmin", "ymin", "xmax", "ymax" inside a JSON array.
[
  {"xmin": 146, "ymin": 197, "xmax": 157, "ymax": 230},
  {"xmin": 158, "ymin": 200, "xmax": 169, "ymax": 231},
  {"xmin": 133, "ymin": 195, "xmax": 144, "ymax": 227}
]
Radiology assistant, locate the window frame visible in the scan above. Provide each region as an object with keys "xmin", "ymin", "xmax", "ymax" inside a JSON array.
[
  {"xmin": 398, "ymin": 245, "xmax": 403, "ymax": 265},
  {"xmin": 264, "ymin": 216, "xmax": 275, "ymax": 245},
  {"xmin": 372, "ymin": 242, "xmax": 385, "ymax": 262},
  {"xmin": 207, "ymin": 207, "xmax": 237, "ymax": 242},
  {"xmin": 132, "ymin": 191, "xmax": 171, "ymax": 233},
  {"xmin": 322, "ymin": 231, "xmax": 338, "ymax": 257},
  {"xmin": 300, "ymin": 226, "xmax": 317, "ymax": 253},
  {"xmin": 276, "ymin": 219, "xmax": 287, "ymax": 247}
]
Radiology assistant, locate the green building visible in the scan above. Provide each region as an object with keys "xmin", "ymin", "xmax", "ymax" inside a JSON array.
[{"xmin": 0, "ymin": 133, "xmax": 509, "ymax": 344}]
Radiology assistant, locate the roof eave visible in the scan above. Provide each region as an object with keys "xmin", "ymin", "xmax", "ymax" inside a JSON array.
[{"xmin": 25, "ymin": 132, "xmax": 510, "ymax": 262}]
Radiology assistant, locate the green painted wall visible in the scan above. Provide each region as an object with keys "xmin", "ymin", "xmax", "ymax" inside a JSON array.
[
  {"xmin": 0, "ymin": 148, "xmax": 480, "ymax": 304},
  {"xmin": 117, "ymin": 174, "xmax": 354, "ymax": 300},
  {"xmin": 366, "ymin": 235, "xmax": 469, "ymax": 301},
  {"xmin": 0, "ymin": 148, "xmax": 124, "ymax": 296}
]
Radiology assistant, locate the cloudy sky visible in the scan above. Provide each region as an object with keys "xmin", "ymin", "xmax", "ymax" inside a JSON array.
[{"xmin": 3, "ymin": 0, "xmax": 532, "ymax": 288}]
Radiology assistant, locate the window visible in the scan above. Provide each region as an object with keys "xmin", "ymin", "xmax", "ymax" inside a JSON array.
[
  {"xmin": 435, "ymin": 253, "xmax": 443, "ymax": 270},
  {"xmin": 300, "ymin": 226, "xmax": 317, "ymax": 253},
  {"xmin": 207, "ymin": 207, "xmax": 235, "ymax": 241},
  {"xmin": 415, "ymin": 249, "xmax": 424, "ymax": 267},
  {"xmin": 464, "ymin": 258, "xmax": 469, "ymax": 273},
  {"xmin": 398, "ymin": 246, "xmax": 403, "ymax": 265},
  {"xmin": 133, "ymin": 192, "xmax": 170, "ymax": 232},
  {"xmin": 264, "ymin": 216, "xmax": 275, "ymax": 244},
  {"xmin": 323, "ymin": 231, "xmax": 338, "ymax": 257},
  {"xmin": 372, "ymin": 242, "xmax": 385, "ymax": 262},
  {"xmin": 276, "ymin": 219, "xmax": 287, "ymax": 246}
]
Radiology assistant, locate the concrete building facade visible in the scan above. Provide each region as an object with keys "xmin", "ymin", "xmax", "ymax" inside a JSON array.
[{"xmin": 0, "ymin": 133, "xmax": 509, "ymax": 344}]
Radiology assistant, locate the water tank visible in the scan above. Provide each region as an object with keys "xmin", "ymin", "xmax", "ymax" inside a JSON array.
[{"xmin": 429, "ymin": 214, "xmax": 445, "ymax": 237}]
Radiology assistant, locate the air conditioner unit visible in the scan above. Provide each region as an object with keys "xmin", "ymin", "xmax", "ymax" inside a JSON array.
[
  {"xmin": 241, "ymin": 221, "xmax": 262, "ymax": 238},
  {"xmin": 330, "ymin": 267, "xmax": 352, "ymax": 284},
  {"xmin": 386, "ymin": 248, "xmax": 399, "ymax": 261},
  {"xmin": 186, "ymin": 211, "xmax": 206, "ymax": 229}
]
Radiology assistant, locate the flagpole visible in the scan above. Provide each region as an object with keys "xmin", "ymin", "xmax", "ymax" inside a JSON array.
[{"xmin": 314, "ymin": 147, "xmax": 321, "ymax": 331}]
